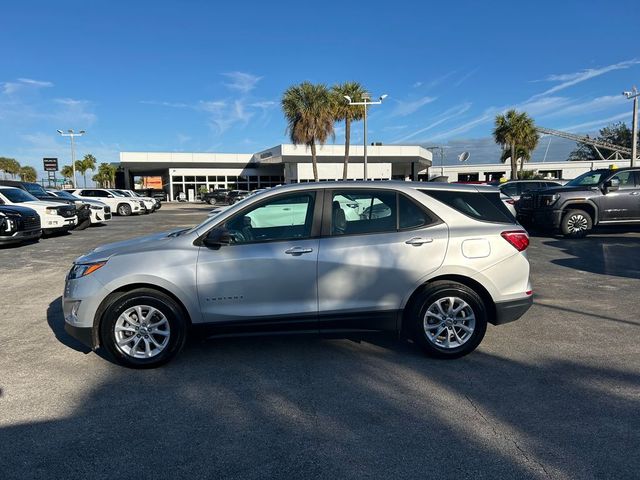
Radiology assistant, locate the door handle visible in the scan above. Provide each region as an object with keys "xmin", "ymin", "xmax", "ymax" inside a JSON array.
[
  {"xmin": 405, "ymin": 237, "xmax": 434, "ymax": 246},
  {"xmin": 284, "ymin": 247, "xmax": 314, "ymax": 255}
]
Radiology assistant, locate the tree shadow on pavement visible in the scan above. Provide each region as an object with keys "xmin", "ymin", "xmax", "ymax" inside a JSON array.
[{"xmin": 2, "ymin": 331, "xmax": 639, "ymax": 480}]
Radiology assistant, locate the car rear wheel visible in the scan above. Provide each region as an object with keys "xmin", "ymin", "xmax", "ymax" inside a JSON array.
[
  {"xmin": 561, "ymin": 209, "xmax": 592, "ymax": 239},
  {"xmin": 410, "ymin": 281, "xmax": 487, "ymax": 359},
  {"xmin": 208, "ymin": 198, "xmax": 217, "ymax": 206},
  {"xmin": 100, "ymin": 289, "xmax": 188, "ymax": 368},
  {"xmin": 117, "ymin": 203, "xmax": 132, "ymax": 216}
]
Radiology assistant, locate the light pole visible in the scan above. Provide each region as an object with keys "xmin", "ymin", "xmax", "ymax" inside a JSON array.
[
  {"xmin": 623, "ymin": 87, "xmax": 638, "ymax": 167},
  {"xmin": 344, "ymin": 93, "xmax": 387, "ymax": 180},
  {"xmin": 57, "ymin": 129, "xmax": 86, "ymax": 188}
]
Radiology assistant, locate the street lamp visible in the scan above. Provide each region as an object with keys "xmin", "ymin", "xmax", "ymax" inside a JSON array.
[
  {"xmin": 57, "ymin": 129, "xmax": 86, "ymax": 188},
  {"xmin": 623, "ymin": 87, "xmax": 639, "ymax": 167},
  {"xmin": 344, "ymin": 93, "xmax": 387, "ymax": 180}
]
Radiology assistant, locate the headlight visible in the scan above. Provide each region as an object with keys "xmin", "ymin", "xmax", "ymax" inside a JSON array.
[
  {"xmin": 68, "ymin": 261, "xmax": 107, "ymax": 279},
  {"xmin": 541, "ymin": 193, "xmax": 560, "ymax": 206},
  {"xmin": 46, "ymin": 207, "xmax": 58, "ymax": 215}
]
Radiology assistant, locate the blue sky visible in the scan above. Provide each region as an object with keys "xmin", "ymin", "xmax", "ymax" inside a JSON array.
[{"xmin": 1, "ymin": 0, "xmax": 639, "ymax": 175}]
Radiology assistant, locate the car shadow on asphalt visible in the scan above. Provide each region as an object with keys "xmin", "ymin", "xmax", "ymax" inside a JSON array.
[
  {"xmin": 2, "ymin": 332, "xmax": 639, "ymax": 479},
  {"xmin": 47, "ymin": 296, "xmax": 92, "ymax": 354},
  {"xmin": 541, "ymin": 236, "xmax": 640, "ymax": 280}
]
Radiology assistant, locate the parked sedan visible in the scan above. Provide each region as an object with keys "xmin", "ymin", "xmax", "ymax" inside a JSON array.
[
  {"xmin": 0, "ymin": 205, "xmax": 42, "ymax": 245},
  {"xmin": 63, "ymin": 182, "xmax": 532, "ymax": 368}
]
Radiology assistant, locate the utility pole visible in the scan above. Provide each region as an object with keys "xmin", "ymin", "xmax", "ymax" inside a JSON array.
[
  {"xmin": 623, "ymin": 87, "xmax": 638, "ymax": 167},
  {"xmin": 57, "ymin": 129, "xmax": 86, "ymax": 188},
  {"xmin": 344, "ymin": 93, "xmax": 387, "ymax": 180}
]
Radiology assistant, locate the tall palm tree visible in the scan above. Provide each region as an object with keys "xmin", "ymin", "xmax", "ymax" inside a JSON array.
[
  {"xmin": 19, "ymin": 166, "xmax": 37, "ymax": 182},
  {"xmin": 60, "ymin": 165, "xmax": 74, "ymax": 183},
  {"xmin": 493, "ymin": 110, "xmax": 539, "ymax": 180},
  {"xmin": 331, "ymin": 82, "xmax": 366, "ymax": 180},
  {"xmin": 76, "ymin": 154, "xmax": 97, "ymax": 187},
  {"xmin": 282, "ymin": 82, "xmax": 335, "ymax": 181}
]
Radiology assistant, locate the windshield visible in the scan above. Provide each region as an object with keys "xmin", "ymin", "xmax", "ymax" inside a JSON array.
[
  {"xmin": 566, "ymin": 170, "xmax": 607, "ymax": 186},
  {"xmin": 51, "ymin": 190, "xmax": 78, "ymax": 200},
  {"xmin": 23, "ymin": 183, "xmax": 48, "ymax": 196},
  {"xmin": 0, "ymin": 188, "xmax": 38, "ymax": 203}
]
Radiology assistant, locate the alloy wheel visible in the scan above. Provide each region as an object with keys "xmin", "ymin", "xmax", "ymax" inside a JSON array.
[
  {"xmin": 423, "ymin": 297, "xmax": 476, "ymax": 349},
  {"xmin": 567, "ymin": 214, "xmax": 588, "ymax": 233},
  {"xmin": 114, "ymin": 305, "xmax": 171, "ymax": 359}
]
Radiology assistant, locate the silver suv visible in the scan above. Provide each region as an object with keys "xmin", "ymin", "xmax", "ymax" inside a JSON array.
[{"xmin": 63, "ymin": 182, "xmax": 532, "ymax": 368}]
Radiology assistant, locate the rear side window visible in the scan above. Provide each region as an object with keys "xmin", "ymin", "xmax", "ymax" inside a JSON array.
[
  {"xmin": 331, "ymin": 190, "xmax": 396, "ymax": 235},
  {"xmin": 423, "ymin": 190, "xmax": 515, "ymax": 224}
]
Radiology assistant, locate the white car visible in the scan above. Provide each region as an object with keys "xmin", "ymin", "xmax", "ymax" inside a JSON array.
[
  {"xmin": 0, "ymin": 186, "xmax": 77, "ymax": 234},
  {"xmin": 110, "ymin": 189, "xmax": 157, "ymax": 213},
  {"xmin": 47, "ymin": 190, "xmax": 112, "ymax": 225},
  {"xmin": 69, "ymin": 188, "xmax": 143, "ymax": 216}
]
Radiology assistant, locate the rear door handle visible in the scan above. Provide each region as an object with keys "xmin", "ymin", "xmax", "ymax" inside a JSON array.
[
  {"xmin": 405, "ymin": 237, "xmax": 434, "ymax": 246},
  {"xmin": 285, "ymin": 247, "xmax": 314, "ymax": 255}
]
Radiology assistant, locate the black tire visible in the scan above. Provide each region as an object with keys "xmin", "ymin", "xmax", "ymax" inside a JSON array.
[
  {"xmin": 561, "ymin": 209, "xmax": 592, "ymax": 239},
  {"xmin": 117, "ymin": 203, "xmax": 132, "ymax": 216},
  {"xmin": 99, "ymin": 288, "xmax": 188, "ymax": 368},
  {"xmin": 74, "ymin": 218, "xmax": 91, "ymax": 231},
  {"xmin": 208, "ymin": 198, "xmax": 217, "ymax": 206},
  {"xmin": 409, "ymin": 281, "xmax": 487, "ymax": 359}
]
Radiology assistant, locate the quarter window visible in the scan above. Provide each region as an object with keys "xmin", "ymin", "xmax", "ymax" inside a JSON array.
[
  {"xmin": 222, "ymin": 193, "xmax": 315, "ymax": 244},
  {"xmin": 399, "ymin": 194, "xmax": 434, "ymax": 230}
]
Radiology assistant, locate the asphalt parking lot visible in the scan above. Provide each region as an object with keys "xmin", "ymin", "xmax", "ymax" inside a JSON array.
[{"xmin": 1, "ymin": 204, "xmax": 639, "ymax": 480}]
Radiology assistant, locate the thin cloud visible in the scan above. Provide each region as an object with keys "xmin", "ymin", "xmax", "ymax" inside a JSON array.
[
  {"xmin": 2, "ymin": 77, "xmax": 53, "ymax": 95},
  {"xmin": 222, "ymin": 71, "xmax": 262, "ymax": 93},
  {"xmin": 395, "ymin": 103, "xmax": 472, "ymax": 142},
  {"xmin": 140, "ymin": 100, "xmax": 191, "ymax": 108},
  {"xmin": 560, "ymin": 112, "xmax": 630, "ymax": 133},
  {"xmin": 453, "ymin": 68, "xmax": 479, "ymax": 87},
  {"xmin": 538, "ymin": 95, "xmax": 628, "ymax": 119},
  {"xmin": 391, "ymin": 96, "xmax": 437, "ymax": 117},
  {"xmin": 530, "ymin": 59, "xmax": 640, "ymax": 99}
]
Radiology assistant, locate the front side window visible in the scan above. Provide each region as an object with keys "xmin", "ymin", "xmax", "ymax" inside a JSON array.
[
  {"xmin": 500, "ymin": 183, "xmax": 519, "ymax": 197},
  {"xmin": 222, "ymin": 192, "xmax": 315, "ymax": 244},
  {"xmin": 610, "ymin": 171, "xmax": 637, "ymax": 189},
  {"xmin": 331, "ymin": 190, "xmax": 396, "ymax": 235}
]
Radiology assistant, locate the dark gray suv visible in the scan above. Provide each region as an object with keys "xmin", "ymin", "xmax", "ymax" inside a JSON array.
[{"xmin": 517, "ymin": 168, "xmax": 640, "ymax": 238}]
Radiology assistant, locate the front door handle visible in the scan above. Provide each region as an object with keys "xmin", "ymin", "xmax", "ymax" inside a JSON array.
[
  {"xmin": 405, "ymin": 237, "xmax": 434, "ymax": 246},
  {"xmin": 285, "ymin": 247, "xmax": 314, "ymax": 255}
]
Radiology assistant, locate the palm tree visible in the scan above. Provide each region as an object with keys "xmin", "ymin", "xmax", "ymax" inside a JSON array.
[
  {"xmin": 96, "ymin": 162, "xmax": 117, "ymax": 188},
  {"xmin": 282, "ymin": 82, "xmax": 335, "ymax": 181},
  {"xmin": 76, "ymin": 154, "xmax": 97, "ymax": 187},
  {"xmin": 0, "ymin": 157, "xmax": 21, "ymax": 179},
  {"xmin": 493, "ymin": 110, "xmax": 539, "ymax": 180},
  {"xmin": 19, "ymin": 166, "xmax": 37, "ymax": 182},
  {"xmin": 331, "ymin": 82, "xmax": 366, "ymax": 180},
  {"xmin": 60, "ymin": 165, "xmax": 74, "ymax": 183}
]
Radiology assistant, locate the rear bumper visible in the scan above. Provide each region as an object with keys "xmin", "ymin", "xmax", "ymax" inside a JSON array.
[{"xmin": 492, "ymin": 295, "xmax": 533, "ymax": 325}]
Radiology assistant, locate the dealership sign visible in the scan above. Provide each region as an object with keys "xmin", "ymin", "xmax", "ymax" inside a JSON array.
[{"xmin": 43, "ymin": 158, "xmax": 58, "ymax": 172}]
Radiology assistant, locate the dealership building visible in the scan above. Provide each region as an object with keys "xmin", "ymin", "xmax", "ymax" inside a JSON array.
[
  {"xmin": 117, "ymin": 143, "xmax": 631, "ymax": 201},
  {"xmin": 118, "ymin": 143, "xmax": 433, "ymax": 201}
]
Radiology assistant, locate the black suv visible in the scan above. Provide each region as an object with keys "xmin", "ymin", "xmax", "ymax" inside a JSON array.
[
  {"xmin": 0, "ymin": 180, "xmax": 90, "ymax": 230},
  {"xmin": 202, "ymin": 189, "xmax": 230, "ymax": 205},
  {"xmin": 517, "ymin": 167, "xmax": 640, "ymax": 238},
  {"xmin": 0, "ymin": 205, "xmax": 42, "ymax": 245}
]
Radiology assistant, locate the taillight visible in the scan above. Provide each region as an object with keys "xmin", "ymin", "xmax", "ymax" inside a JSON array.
[{"xmin": 501, "ymin": 230, "xmax": 529, "ymax": 251}]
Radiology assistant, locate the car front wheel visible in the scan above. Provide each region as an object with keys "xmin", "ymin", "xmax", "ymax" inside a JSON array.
[
  {"xmin": 100, "ymin": 288, "xmax": 188, "ymax": 368},
  {"xmin": 410, "ymin": 281, "xmax": 487, "ymax": 359},
  {"xmin": 117, "ymin": 203, "xmax": 132, "ymax": 216},
  {"xmin": 208, "ymin": 198, "xmax": 217, "ymax": 205}
]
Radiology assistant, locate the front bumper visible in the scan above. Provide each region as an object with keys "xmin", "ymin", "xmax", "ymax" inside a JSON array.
[
  {"xmin": 517, "ymin": 208, "xmax": 562, "ymax": 229},
  {"xmin": 0, "ymin": 228, "xmax": 42, "ymax": 244},
  {"xmin": 492, "ymin": 295, "xmax": 533, "ymax": 325},
  {"xmin": 64, "ymin": 322, "xmax": 94, "ymax": 348}
]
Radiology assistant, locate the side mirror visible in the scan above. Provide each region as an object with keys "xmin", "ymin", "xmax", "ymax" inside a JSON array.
[
  {"xmin": 202, "ymin": 227, "xmax": 232, "ymax": 249},
  {"xmin": 604, "ymin": 178, "xmax": 620, "ymax": 193}
]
